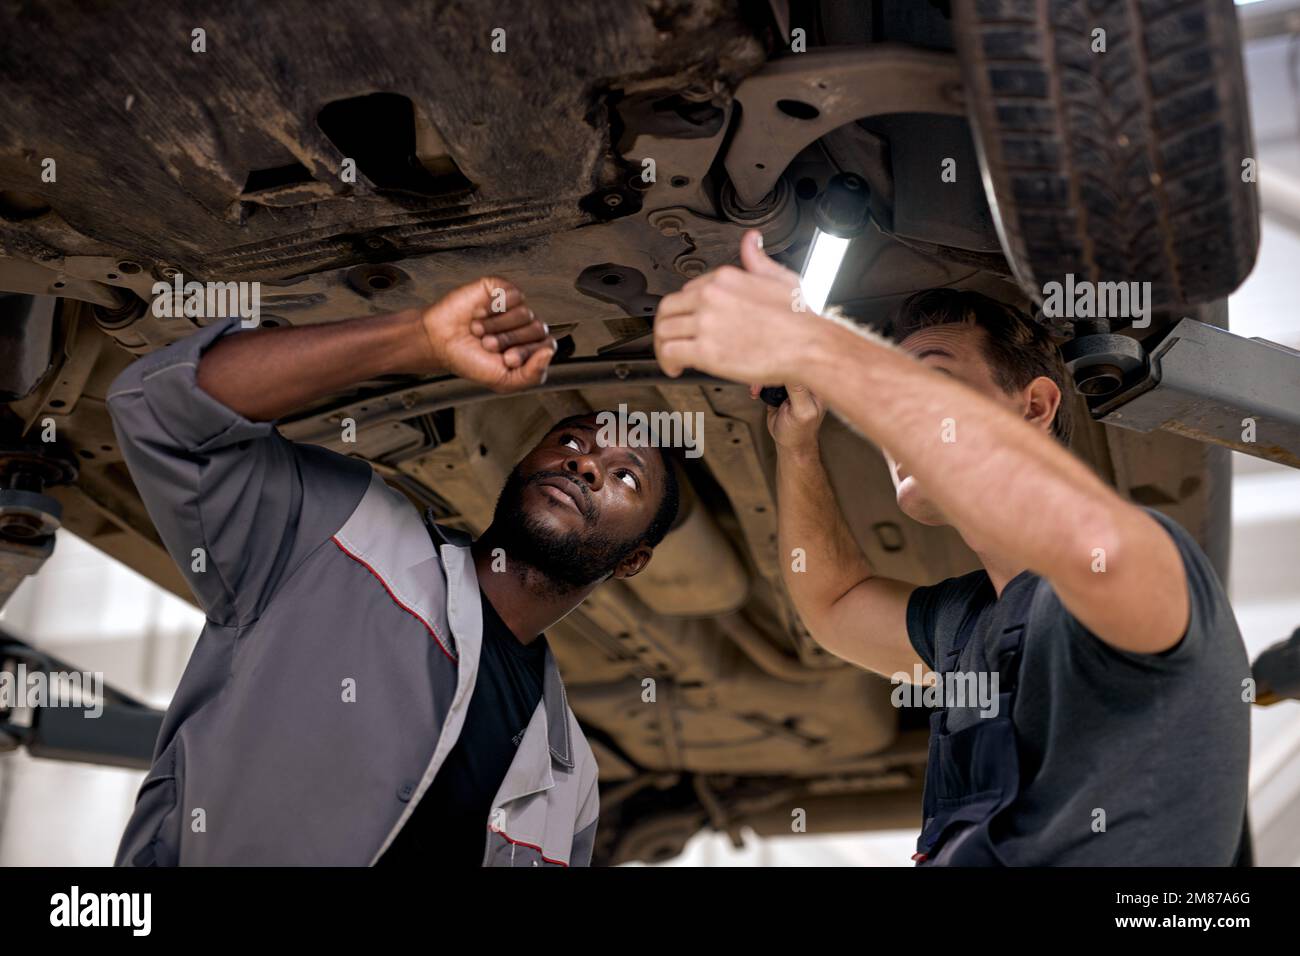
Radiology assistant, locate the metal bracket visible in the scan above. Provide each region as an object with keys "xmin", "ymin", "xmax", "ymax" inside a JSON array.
[
  {"xmin": 279, "ymin": 358, "xmax": 721, "ymax": 449},
  {"xmin": 574, "ymin": 263, "xmax": 660, "ymax": 319},
  {"xmin": 0, "ymin": 445, "xmax": 77, "ymax": 608},
  {"xmin": 723, "ymin": 44, "xmax": 964, "ymax": 208},
  {"xmin": 1097, "ymin": 318, "xmax": 1300, "ymax": 469},
  {"xmin": 1, "ymin": 630, "xmax": 164, "ymax": 769}
]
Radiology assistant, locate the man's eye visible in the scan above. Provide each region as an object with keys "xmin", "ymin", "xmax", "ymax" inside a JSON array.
[
  {"xmin": 617, "ymin": 470, "xmax": 639, "ymax": 491},
  {"xmin": 561, "ymin": 435, "xmax": 581, "ymax": 451}
]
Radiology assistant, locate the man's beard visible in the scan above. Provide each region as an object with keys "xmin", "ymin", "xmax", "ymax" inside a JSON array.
[{"xmin": 484, "ymin": 467, "xmax": 645, "ymax": 591}]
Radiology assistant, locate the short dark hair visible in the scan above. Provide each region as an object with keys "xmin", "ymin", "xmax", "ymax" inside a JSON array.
[
  {"xmin": 549, "ymin": 413, "xmax": 680, "ymax": 547},
  {"xmin": 885, "ymin": 289, "xmax": 1075, "ymax": 446}
]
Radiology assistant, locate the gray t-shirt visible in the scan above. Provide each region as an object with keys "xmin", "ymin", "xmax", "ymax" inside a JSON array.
[{"xmin": 905, "ymin": 509, "xmax": 1251, "ymax": 865}]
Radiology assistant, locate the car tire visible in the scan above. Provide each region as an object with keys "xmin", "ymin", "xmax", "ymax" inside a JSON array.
[{"xmin": 952, "ymin": 0, "xmax": 1260, "ymax": 313}]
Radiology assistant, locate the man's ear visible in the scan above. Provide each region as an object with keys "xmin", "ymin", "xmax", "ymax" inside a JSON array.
[
  {"xmin": 1022, "ymin": 375, "xmax": 1062, "ymax": 435},
  {"xmin": 611, "ymin": 544, "xmax": 653, "ymax": 580}
]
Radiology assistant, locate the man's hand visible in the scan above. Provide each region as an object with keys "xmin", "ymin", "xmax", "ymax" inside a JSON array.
[
  {"xmin": 655, "ymin": 230, "xmax": 820, "ymax": 384},
  {"xmin": 421, "ymin": 276, "xmax": 556, "ymax": 392},
  {"xmin": 750, "ymin": 382, "xmax": 826, "ymax": 457},
  {"xmin": 197, "ymin": 277, "xmax": 555, "ymax": 422}
]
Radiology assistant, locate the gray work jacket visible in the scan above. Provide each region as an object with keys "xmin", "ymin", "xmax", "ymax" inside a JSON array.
[{"xmin": 107, "ymin": 317, "xmax": 600, "ymax": 866}]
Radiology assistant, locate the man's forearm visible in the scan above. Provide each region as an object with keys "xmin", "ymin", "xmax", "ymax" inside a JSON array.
[
  {"xmin": 776, "ymin": 445, "xmax": 877, "ymax": 619},
  {"xmin": 196, "ymin": 309, "xmax": 436, "ymax": 422},
  {"xmin": 794, "ymin": 321, "xmax": 1121, "ymax": 580},
  {"xmin": 652, "ymin": 230, "xmax": 1186, "ymax": 653}
]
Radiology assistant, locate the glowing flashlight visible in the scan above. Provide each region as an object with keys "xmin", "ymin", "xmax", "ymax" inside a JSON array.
[
  {"xmin": 760, "ymin": 172, "xmax": 871, "ymax": 407},
  {"xmin": 799, "ymin": 230, "xmax": 852, "ymax": 316}
]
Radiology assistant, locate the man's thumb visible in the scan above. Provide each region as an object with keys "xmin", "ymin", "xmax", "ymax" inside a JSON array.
[
  {"xmin": 518, "ymin": 340, "xmax": 556, "ymax": 386},
  {"xmin": 739, "ymin": 229, "xmax": 791, "ymax": 279},
  {"xmin": 787, "ymin": 383, "xmax": 819, "ymax": 417}
]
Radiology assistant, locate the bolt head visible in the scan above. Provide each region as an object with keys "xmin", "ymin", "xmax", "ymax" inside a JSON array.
[
  {"xmin": 0, "ymin": 513, "xmax": 44, "ymax": 539},
  {"xmin": 657, "ymin": 215, "xmax": 683, "ymax": 237}
]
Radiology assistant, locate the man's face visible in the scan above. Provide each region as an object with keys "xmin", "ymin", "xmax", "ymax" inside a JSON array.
[
  {"xmin": 489, "ymin": 413, "xmax": 664, "ymax": 589},
  {"xmin": 886, "ymin": 323, "xmax": 1025, "ymax": 526}
]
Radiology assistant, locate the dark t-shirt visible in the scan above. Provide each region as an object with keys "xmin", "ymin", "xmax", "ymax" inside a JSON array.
[
  {"xmin": 377, "ymin": 591, "xmax": 546, "ymax": 867},
  {"xmin": 905, "ymin": 509, "xmax": 1251, "ymax": 865}
]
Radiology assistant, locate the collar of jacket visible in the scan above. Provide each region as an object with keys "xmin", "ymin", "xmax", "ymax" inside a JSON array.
[{"xmin": 422, "ymin": 507, "xmax": 575, "ymax": 770}]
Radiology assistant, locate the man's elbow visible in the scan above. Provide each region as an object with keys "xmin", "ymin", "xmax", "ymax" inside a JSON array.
[
  {"xmin": 1057, "ymin": 504, "xmax": 1190, "ymax": 653},
  {"xmin": 105, "ymin": 373, "xmax": 149, "ymax": 455}
]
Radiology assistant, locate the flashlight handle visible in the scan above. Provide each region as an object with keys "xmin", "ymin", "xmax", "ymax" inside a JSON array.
[{"xmin": 759, "ymin": 386, "xmax": 788, "ymax": 407}]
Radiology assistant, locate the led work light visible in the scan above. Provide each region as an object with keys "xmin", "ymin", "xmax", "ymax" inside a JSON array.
[{"xmin": 760, "ymin": 172, "xmax": 872, "ymax": 407}]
